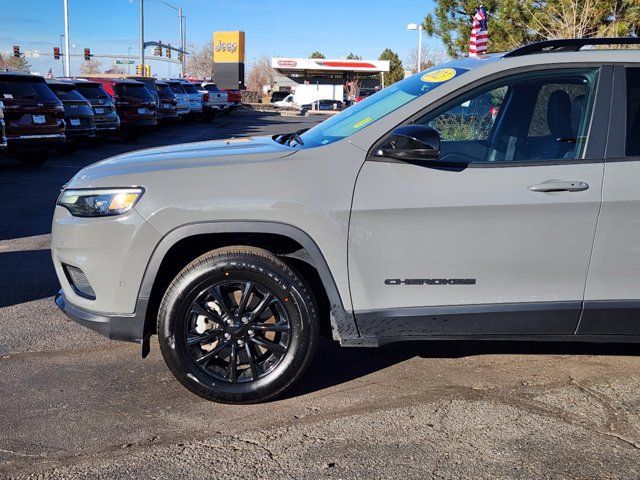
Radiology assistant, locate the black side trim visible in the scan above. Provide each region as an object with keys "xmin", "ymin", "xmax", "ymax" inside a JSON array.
[
  {"xmin": 355, "ymin": 302, "xmax": 581, "ymax": 337},
  {"xmin": 55, "ymin": 290, "xmax": 146, "ymax": 343},
  {"xmin": 342, "ymin": 334, "xmax": 640, "ymax": 348},
  {"xmin": 578, "ymin": 300, "xmax": 640, "ymax": 335}
]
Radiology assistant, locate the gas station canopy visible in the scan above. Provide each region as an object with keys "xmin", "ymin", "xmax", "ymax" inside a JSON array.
[{"xmin": 271, "ymin": 57, "xmax": 390, "ymax": 76}]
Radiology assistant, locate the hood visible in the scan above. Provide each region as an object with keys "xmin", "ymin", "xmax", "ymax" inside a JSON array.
[{"xmin": 70, "ymin": 135, "xmax": 297, "ymax": 186}]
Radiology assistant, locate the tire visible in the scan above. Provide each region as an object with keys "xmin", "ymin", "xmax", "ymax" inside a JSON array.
[
  {"xmin": 157, "ymin": 246, "xmax": 319, "ymax": 404},
  {"xmin": 16, "ymin": 150, "xmax": 49, "ymax": 166}
]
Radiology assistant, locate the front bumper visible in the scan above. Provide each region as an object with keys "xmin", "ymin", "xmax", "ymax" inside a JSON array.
[{"xmin": 55, "ymin": 290, "xmax": 146, "ymax": 343}]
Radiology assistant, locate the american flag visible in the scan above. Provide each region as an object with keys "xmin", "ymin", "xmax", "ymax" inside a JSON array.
[
  {"xmin": 469, "ymin": 6, "xmax": 488, "ymax": 57},
  {"xmin": 45, "ymin": 68, "xmax": 53, "ymax": 78}
]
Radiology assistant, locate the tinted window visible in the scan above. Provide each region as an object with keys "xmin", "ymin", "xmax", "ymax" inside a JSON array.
[
  {"xmin": 169, "ymin": 83, "xmax": 185, "ymax": 94},
  {"xmin": 204, "ymin": 84, "xmax": 221, "ymax": 93},
  {"xmin": 157, "ymin": 84, "xmax": 174, "ymax": 97},
  {"xmin": 75, "ymin": 83, "xmax": 110, "ymax": 100},
  {"xmin": 49, "ymin": 85, "xmax": 86, "ymax": 101},
  {"xmin": 627, "ymin": 68, "xmax": 640, "ymax": 156},
  {"xmin": 182, "ymin": 83, "xmax": 198, "ymax": 94},
  {"xmin": 415, "ymin": 68, "xmax": 599, "ymax": 163},
  {"xmin": 114, "ymin": 84, "xmax": 153, "ymax": 101},
  {"xmin": 0, "ymin": 77, "xmax": 58, "ymax": 101}
]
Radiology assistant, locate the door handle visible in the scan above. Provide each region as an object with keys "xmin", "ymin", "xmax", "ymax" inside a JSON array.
[{"xmin": 528, "ymin": 180, "xmax": 589, "ymax": 193}]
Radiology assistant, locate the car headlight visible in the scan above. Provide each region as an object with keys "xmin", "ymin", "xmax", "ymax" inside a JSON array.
[{"xmin": 57, "ymin": 188, "xmax": 144, "ymax": 217}]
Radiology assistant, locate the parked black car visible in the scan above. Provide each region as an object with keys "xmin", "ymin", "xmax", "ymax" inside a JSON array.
[
  {"xmin": 155, "ymin": 81, "xmax": 179, "ymax": 123},
  {"xmin": 301, "ymin": 99, "xmax": 346, "ymax": 112},
  {"xmin": 0, "ymin": 72, "xmax": 65, "ymax": 165},
  {"xmin": 72, "ymin": 79, "xmax": 120, "ymax": 135},
  {"xmin": 46, "ymin": 79, "xmax": 96, "ymax": 148},
  {"xmin": 0, "ymin": 100, "xmax": 6, "ymax": 150}
]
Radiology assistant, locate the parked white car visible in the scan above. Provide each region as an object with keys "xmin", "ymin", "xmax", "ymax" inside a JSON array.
[
  {"xmin": 162, "ymin": 80, "xmax": 190, "ymax": 119},
  {"xmin": 179, "ymin": 80, "xmax": 203, "ymax": 115},
  {"xmin": 200, "ymin": 83, "xmax": 231, "ymax": 116},
  {"xmin": 273, "ymin": 94, "xmax": 297, "ymax": 109}
]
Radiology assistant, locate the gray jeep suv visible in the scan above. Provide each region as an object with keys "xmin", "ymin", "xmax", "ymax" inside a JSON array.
[{"xmin": 53, "ymin": 38, "xmax": 640, "ymax": 403}]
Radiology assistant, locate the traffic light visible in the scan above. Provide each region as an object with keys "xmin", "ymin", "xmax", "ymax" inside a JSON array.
[
  {"xmin": 53, "ymin": 47, "xmax": 60, "ymax": 60},
  {"xmin": 84, "ymin": 48, "xmax": 91, "ymax": 61},
  {"xmin": 166, "ymin": 44, "xmax": 171, "ymax": 58},
  {"xmin": 13, "ymin": 46, "xmax": 20, "ymax": 58},
  {"xmin": 136, "ymin": 64, "xmax": 150, "ymax": 76},
  {"xmin": 153, "ymin": 44, "xmax": 161, "ymax": 56},
  {"xmin": 178, "ymin": 52, "xmax": 183, "ymax": 62}
]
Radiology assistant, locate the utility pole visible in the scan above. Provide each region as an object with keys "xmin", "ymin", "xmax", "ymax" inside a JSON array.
[
  {"xmin": 182, "ymin": 15, "xmax": 187, "ymax": 76},
  {"xmin": 139, "ymin": 0, "xmax": 145, "ymax": 74},
  {"xmin": 127, "ymin": 46, "xmax": 132, "ymax": 74},
  {"xmin": 63, "ymin": 0, "xmax": 71, "ymax": 77},
  {"xmin": 178, "ymin": 7, "xmax": 183, "ymax": 76},
  {"xmin": 59, "ymin": 34, "xmax": 66, "ymax": 76}
]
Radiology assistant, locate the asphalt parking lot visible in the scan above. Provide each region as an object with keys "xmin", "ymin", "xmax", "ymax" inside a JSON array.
[{"xmin": 1, "ymin": 110, "xmax": 640, "ymax": 479}]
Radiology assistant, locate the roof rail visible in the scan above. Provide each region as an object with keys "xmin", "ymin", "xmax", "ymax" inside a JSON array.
[{"xmin": 504, "ymin": 37, "xmax": 640, "ymax": 58}]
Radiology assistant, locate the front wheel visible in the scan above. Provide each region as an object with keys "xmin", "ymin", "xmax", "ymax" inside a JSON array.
[{"xmin": 157, "ymin": 247, "xmax": 318, "ymax": 403}]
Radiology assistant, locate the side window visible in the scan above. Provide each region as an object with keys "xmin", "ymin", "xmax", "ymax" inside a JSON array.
[
  {"xmin": 416, "ymin": 69, "xmax": 599, "ymax": 164},
  {"xmin": 627, "ymin": 68, "xmax": 640, "ymax": 156}
]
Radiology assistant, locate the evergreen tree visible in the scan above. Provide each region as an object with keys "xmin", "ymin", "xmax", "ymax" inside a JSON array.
[
  {"xmin": 424, "ymin": 0, "xmax": 640, "ymax": 58},
  {"xmin": 309, "ymin": 51, "xmax": 326, "ymax": 59},
  {"xmin": 379, "ymin": 48, "xmax": 404, "ymax": 85}
]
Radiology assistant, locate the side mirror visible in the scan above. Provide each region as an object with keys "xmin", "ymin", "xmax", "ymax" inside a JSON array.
[{"xmin": 376, "ymin": 125, "xmax": 441, "ymax": 162}]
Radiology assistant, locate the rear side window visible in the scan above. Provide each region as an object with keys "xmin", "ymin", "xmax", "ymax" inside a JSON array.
[
  {"xmin": 50, "ymin": 86, "xmax": 86, "ymax": 101},
  {"xmin": 0, "ymin": 78, "xmax": 58, "ymax": 101},
  {"xmin": 75, "ymin": 84, "xmax": 110, "ymax": 100},
  {"xmin": 182, "ymin": 83, "xmax": 198, "ymax": 94},
  {"xmin": 114, "ymin": 84, "xmax": 153, "ymax": 101},
  {"xmin": 169, "ymin": 84, "xmax": 185, "ymax": 94},
  {"xmin": 627, "ymin": 68, "xmax": 640, "ymax": 156},
  {"xmin": 204, "ymin": 85, "xmax": 220, "ymax": 93}
]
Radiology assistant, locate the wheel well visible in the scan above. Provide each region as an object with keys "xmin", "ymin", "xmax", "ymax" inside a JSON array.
[{"xmin": 144, "ymin": 233, "xmax": 332, "ymax": 340}]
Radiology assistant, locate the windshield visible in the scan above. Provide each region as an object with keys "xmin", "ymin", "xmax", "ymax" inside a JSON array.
[
  {"xmin": 114, "ymin": 84, "xmax": 153, "ymax": 101},
  {"xmin": 50, "ymin": 85, "xmax": 86, "ymax": 101},
  {"xmin": 0, "ymin": 78, "xmax": 59, "ymax": 101},
  {"xmin": 75, "ymin": 84, "xmax": 110, "ymax": 100},
  {"xmin": 300, "ymin": 65, "xmax": 470, "ymax": 147}
]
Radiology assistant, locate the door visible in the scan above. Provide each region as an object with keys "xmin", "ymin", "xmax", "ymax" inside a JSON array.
[
  {"xmin": 349, "ymin": 67, "xmax": 610, "ymax": 337},
  {"xmin": 580, "ymin": 65, "xmax": 640, "ymax": 335}
]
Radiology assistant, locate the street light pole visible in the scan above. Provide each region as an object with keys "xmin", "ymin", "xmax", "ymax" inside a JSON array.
[
  {"xmin": 128, "ymin": 47, "xmax": 132, "ymax": 73},
  {"xmin": 63, "ymin": 0, "xmax": 71, "ymax": 77},
  {"xmin": 139, "ymin": 0, "xmax": 145, "ymax": 73},
  {"xmin": 407, "ymin": 22, "xmax": 424, "ymax": 72}
]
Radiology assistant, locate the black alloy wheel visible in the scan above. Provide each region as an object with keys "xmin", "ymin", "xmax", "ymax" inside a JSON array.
[{"xmin": 158, "ymin": 246, "xmax": 318, "ymax": 404}]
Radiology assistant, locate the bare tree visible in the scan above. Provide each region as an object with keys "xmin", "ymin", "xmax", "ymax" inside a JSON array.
[
  {"xmin": 104, "ymin": 65, "xmax": 126, "ymax": 74},
  {"xmin": 246, "ymin": 55, "xmax": 276, "ymax": 92},
  {"xmin": 79, "ymin": 59, "xmax": 101, "ymax": 75},
  {"xmin": 406, "ymin": 45, "xmax": 448, "ymax": 74},
  {"xmin": 186, "ymin": 42, "xmax": 214, "ymax": 79}
]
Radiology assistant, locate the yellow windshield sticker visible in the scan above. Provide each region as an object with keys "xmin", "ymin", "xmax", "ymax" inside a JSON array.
[
  {"xmin": 421, "ymin": 68, "xmax": 457, "ymax": 83},
  {"xmin": 353, "ymin": 117, "xmax": 373, "ymax": 129}
]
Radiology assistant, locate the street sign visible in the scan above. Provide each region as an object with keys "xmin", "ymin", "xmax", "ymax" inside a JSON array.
[{"xmin": 114, "ymin": 60, "xmax": 135, "ymax": 65}]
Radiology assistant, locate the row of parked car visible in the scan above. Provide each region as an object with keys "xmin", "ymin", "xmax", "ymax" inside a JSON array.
[{"xmin": 0, "ymin": 71, "xmax": 241, "ymax": 165}]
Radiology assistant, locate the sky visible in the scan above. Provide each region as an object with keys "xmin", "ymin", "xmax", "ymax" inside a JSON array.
[{"xmin": 0, "ymin": 0, "xmax": 441, "ymax": 77}]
